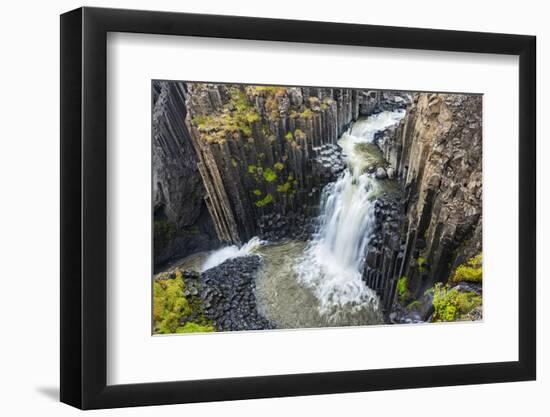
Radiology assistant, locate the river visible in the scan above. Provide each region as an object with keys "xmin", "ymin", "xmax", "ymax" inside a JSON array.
[{"xmin": 176, "ymin": 109, "xmax": 406, "ymax": 329}]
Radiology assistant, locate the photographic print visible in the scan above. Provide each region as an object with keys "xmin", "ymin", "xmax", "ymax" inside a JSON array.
[{"xmin": 152, "ymin": 81, "xmax": 482, "ymax": 335}]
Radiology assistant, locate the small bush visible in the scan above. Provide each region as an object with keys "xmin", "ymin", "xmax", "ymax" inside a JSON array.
[{"xmin": 285, "ymin": 131, "xmax": 294, "ymax": 141}]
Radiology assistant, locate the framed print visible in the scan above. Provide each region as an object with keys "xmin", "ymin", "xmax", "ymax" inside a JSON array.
[{"xmin": 60, "ymin": 6, "xmax": 536, "ymax": 409}]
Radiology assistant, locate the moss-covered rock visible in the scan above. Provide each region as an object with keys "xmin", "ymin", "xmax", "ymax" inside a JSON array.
[
  {"xmin": 452, "ymin": 253, "xmax": 482, "ymax": 283},
  {"xmin": 397, "ymin": 276, "xmax": 409, "ymax": 300},
  {"xmin": 153, "ymin": 270, "xmax": 214, "ymax": 334},
  {"xmin": 432, "ymin": 283, "xmax": 481, "ymax": 322}
]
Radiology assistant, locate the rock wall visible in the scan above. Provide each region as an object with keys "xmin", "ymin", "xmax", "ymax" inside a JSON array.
[
  {"xmin": 184, "ymin": 84, "xmax": 367, "ymax": 243},
  {"xmin": 364, "ymin": 93, "xmax": 483, "ymax": 313},
  {"xmin": 152, "ymin": 81, "xmax": 219, "ymax": 269}
]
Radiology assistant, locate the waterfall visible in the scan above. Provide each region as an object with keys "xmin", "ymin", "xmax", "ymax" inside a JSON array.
[
  {"xmin": 201, "ymin": 236, "xmax": 264, "ymax": 272},
  {"xmin": 294, "ymin": 110, "xmax": 406, "ymax": 318}
]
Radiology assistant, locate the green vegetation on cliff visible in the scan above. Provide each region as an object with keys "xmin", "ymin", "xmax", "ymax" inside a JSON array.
[
  {"xmin": 397, "ymin": 276, "xmax": 409, "ymax": 300},
  {"xmin": 255, "ymin": 193, "xmax": 274, "ymax": 207},
  {"xmin": 263, "ymin": 167, "xmax": 277, "ymax": 182},
  {"xmin": 153, "ymin": 271, "xmax": 214, "ymax": 334},
  {"xmin": 432, "ymin": 283, "xmax": 481, "ymax": 322},
  {"xmin": 191, "ymin": 87, "xmax": 261, "ymax": 142},
  {"xmin": 452, "ymin": 253, "xmax": 482, "ymax": 283}
]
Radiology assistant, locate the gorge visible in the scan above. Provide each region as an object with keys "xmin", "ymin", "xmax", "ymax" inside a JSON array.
[{"xmin": 152, "ymin": 81, "xmax": 483, "ymax": 334}]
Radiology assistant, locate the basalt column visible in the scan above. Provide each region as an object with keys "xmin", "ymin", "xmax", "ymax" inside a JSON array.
[
  {"xmin": 184, "ymin": 84, "xmax": 364, "ymax": 243},
  {"xmin": 152, "ymin": 81, "xmax": 219, "ymax": 268},
  {"xmin": 364, "ymin": 93, "xmax": 483, "ymax": 313}
]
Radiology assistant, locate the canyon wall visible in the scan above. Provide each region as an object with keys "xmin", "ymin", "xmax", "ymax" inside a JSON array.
[
  {"xmin": 152, "ymin": 81, "xmax": 219, "ymax": 268},
  {"xmin": 184, "ymin": 84, "xmax": 383, "ymax": 243},
  {"xmin": 364, "ymin": 93, "xmax": 483, "ymax": 314}
]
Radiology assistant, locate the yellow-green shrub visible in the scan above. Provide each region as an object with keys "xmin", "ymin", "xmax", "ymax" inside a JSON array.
[
  {"xmin": 452, "ymin": 253, "xmax": 482, "ymax": 283},
  {"xmin": 263, "ymin": 168, "xmax": 277, "ymax": 182},
  {"xmin": 432, "ymin": 283, "xmax": 481, "ymax": 322},
  {"xmin": 397, "ymin": 276, "xmax": 409, "ymax": 300},
  {"xmin": 153, "ymin": 271, "xmax": 214, "ymax": 334},
  {"xmin": 255, "ymin": 193, "xmax": 274, "ymax": 207}
]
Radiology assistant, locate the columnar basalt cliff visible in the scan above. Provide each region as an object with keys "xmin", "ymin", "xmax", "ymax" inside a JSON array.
[
  {"xmin": 152, "ymin": 82, "xmax": 219, "ymax": 268},
  {"xmin": 152, "ymin": 81, "xmax": 483, "ymax": 332},
  {"xmin": 363, "ymin": 93, "xmax": 483, "ymax": 318},
  {"xmin": 184, "ymin": 84, "xmax": 373, "ymax": 243}
]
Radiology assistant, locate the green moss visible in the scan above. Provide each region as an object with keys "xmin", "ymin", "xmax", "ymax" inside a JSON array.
[
  {"xmin": 452, "ymin": 253, "xmax": 482, "ymax": 283},
  {"xmin": 190, "ymin": 87, "xmax": 260, "ymax": 143},
  {"xmin": 248, "ymin": 165, "xmax": 257, "ymax": 175},
  {"xmin": 263, "ymin": 168, "xmax": 277, "ymax": 182},
  {"xmin": 277, "ymin": 182, "xmax": 292, "ymax": 193},
  {"xmin": 153, "ymin": 271, "xmax": 214, "ymax": 334},
  {"xmin": 294, "ymin": 129, "xmax": 306, "ymax": 140},
  {"xmin": 285, "ymin": 131, "xmax": 294, "ymax": 141},
  {"xmin": 253, "ymin": 189, "xmax": 262, "ymax": 196},
  {"xmin": 274, "ymin": 162, "xmax": 284, "ymax": 171},
  {"xmin": 253, "ymin": 86, "xmax": 278, "ymax": 94},
  {"xmin": 432, "ymin": 283, "xmax": 482, "ymax": 322},
  {"xmin": 255, "ymin": 193, "xmax": 274, "ymax": 207},
  {"xmin": 245, "ymin": 112, "xmax": 260, "ymax": 123},
  {"xmin": 251, "ymin": 86, "xmax": 286, "ymax": 97},
  {"xmin": 407, "ymin": 300, "xmax": 421, "ymax": 310},
  {"xmin": 231, "ymin": 158, "xmax": 238, "ymax": 168},
  {"xmin": 300, "ymin": 108, "xmax": 314, "ymax": 119},
  {"xmin": 417, "ymin": 256, "xmax": 427, "ymax": 272},
  {"xmin": 175, "ymin": 322, "xmax": 215, "ymax": 333},
  {"xmin": 397, "ymin": 276, "xmax": 409, "ymax": 299}
]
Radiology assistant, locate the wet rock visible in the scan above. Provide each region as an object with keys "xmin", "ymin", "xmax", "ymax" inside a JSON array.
[
  {"xmin": 375, "ymin": 167, "xmax": 387, "ymax": 179},
  {"xmin": 199, "ymin": 255, "xmax": 274, "ymax": 331},
  {"xmin": 185, "ymin": 84, "xmax": 361, "ymax": 243},
  {"xmin": 152, "ymin": 81, "xmax": 220, "ymax": 269},
  {"xmin": 364, "ymin": 93, "xmax": 482, "ymax": 314}
]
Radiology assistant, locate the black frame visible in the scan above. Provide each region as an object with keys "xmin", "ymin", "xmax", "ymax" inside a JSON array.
[{"xmin": 60, "ymin": 6, "xmax": 536, "ymax": 410}]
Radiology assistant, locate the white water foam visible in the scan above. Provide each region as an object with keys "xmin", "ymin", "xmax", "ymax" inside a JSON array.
[
  {"xmin": 294, "ymin": 110, "xmax": 406, "ymax": 318},
  {"xmin": 201, "ymin": 236, "xmax": 264, "ymax": 272}
]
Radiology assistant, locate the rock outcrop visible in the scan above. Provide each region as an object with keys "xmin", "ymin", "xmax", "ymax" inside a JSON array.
[
  {"xmin": 152, "ymin": 81, "xmax": 219, "ymax": 269},
  {"xmin": 363, "ymin": 93, "xmax": 483, "ymax": 314},
  {"xmin": 184, "ymin": 84, "xmax": 366, "ymax": 243},
  {"xmin": 199, "ymin": 256, "xmax": 274, "ymax": 331}
]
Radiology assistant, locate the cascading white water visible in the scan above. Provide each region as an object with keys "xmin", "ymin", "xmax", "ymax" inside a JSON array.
[
  {"xmin": 201, "ymin": 236, "xmax": 264, "ymax": 272},
  {"xmin": 294, "ymin": 110, "xmax": 406, "ymax": 319}
]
